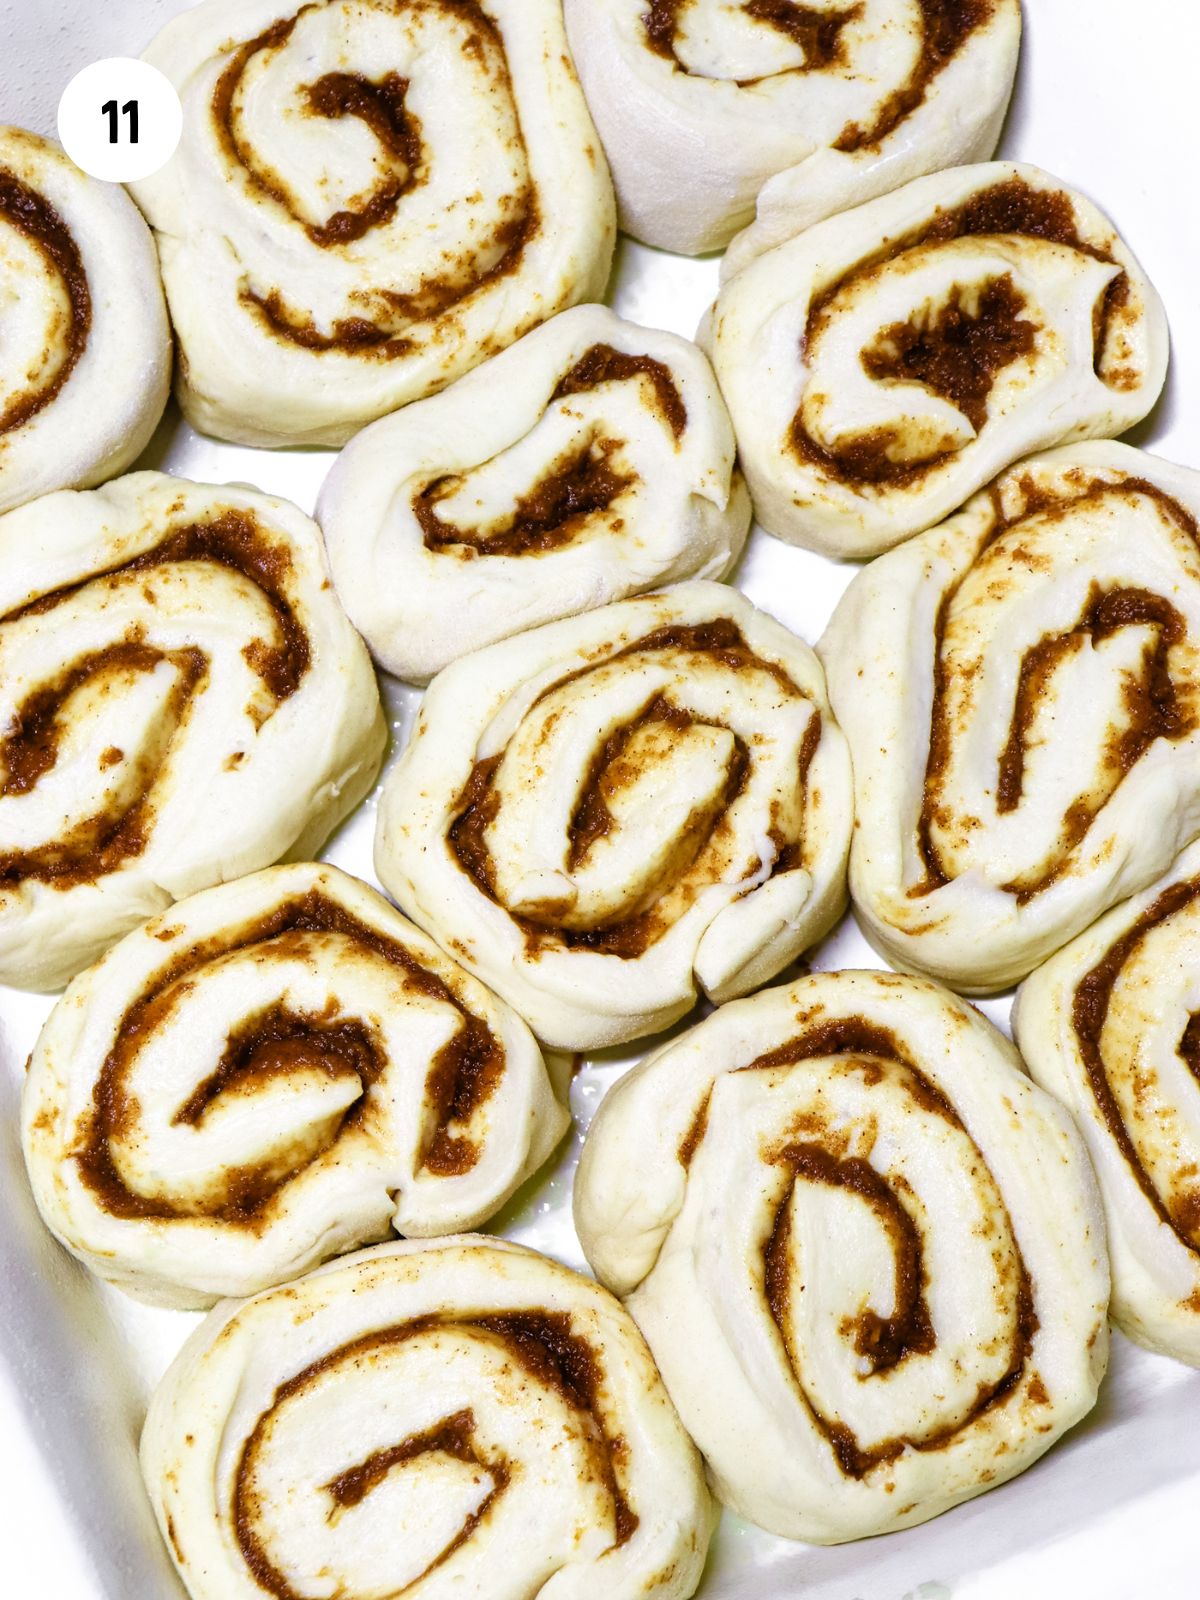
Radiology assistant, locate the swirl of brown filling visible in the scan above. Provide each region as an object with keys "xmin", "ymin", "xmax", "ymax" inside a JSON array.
[
  {"xmin": 0, "ymin": 512, "xmax": 310, "ymax": 890},
  {"xmin": 0, "ymin": 167, "xmax": 91, "ymax": 436},
  {"xmin": 448, "ymin": 618, "xmax": 820, "ymax": 958},
  {"xmin": 73, "ymin": 887, "xmax": 507, "ymax": 1228},
  {"xmin": 913, "ymin": 476, "xmax": 1200, "ymax": 904},
  {"xmin": 791, "ymin": 177, "xmax": 1135, "ymax": 487},
  {"xmin": 644, "ymin": 0, "xmax": 991, "ymax": 143},
  {"xmin": 233, "ymin": 1308, "xmax": 636, "ymax": 1599},
  {"xmin": 412, "ymin": 343, "xmax": 687, "ymax": 557},
  {"xmin": 212, "ymin": 2, "xmax": 536, "ymax": 358},
  {"xmin": 1071, "ymin": 878, "xmax": 1200, "ymax": 1255},
  {"xmin": 675, "ymin": 1015, "xmax": 1037, "ymax": 1480}
]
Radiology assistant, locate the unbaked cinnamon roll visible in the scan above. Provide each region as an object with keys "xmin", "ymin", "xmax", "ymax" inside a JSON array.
[
  {"xmin": 317, "ymin": 304, "xmax": 751, "ymax": 683},
  {"xmin": 575, "ymin": 969, "xmax": 1109, "ymax": 1544},
  {"xmin": 375, "ymin": 582, "xmax": 851, "ymax": 1048},
  {"xmin": 0, "ymin": 126, "xmax": 170, "ymax": 515},
  {"xmin": 131, "ymin": 0, "xmax": 615, "ymax": 447},
  {"xmin": 708, "ymin": 163, "xmax": 1167, "ymax": 558},
  {"xmin": 1015, "ymin": 836, "xmax": 1200, "ymax": 1366},
  {"xmin": 565, "ymin": 0, "xmax": 1021, "ymax": 256},
  {"xmin": 141, "ymin": 1237, "xmax": 714, "ymax": 1600},
  {"xmin": 820, "ymin": 442, "xmax": 1200, "ymax": 993},
  {"xmin": 21, "ymin": 864, "xmax": 567, "ymax": 1310},
  {"xmin": 0, "ymin": 472, "xmax": 385, "ymax": 991}
]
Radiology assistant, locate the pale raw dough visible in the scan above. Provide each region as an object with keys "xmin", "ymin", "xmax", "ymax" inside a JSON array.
[
  {"xmin": 141, "ymin": 1237, "xmax": 714, "ymax": 1600},
  {"xmin": 575, "ymin": 969, "xmax": 1109, "ymax": 1543},
  {"xmin": 22, "ymin": 863, "xmax": 568, "ymax": 1309},
  {"xmin": 375, "ymin": 581, "xmax": 851, "ymax": 1049},
  {"xmin": 0, "ymin": 472, "xmax": 385, "ymax": 990},
  {"xmin": 131, "ymin": 0, "xmax": 616, "ymax": 446},
  {"xmin": 819, "ymin": 442, "xmax": 1200, "ymax": 992},
  {"xmin": 0, "ymin": 126, "xmax": 169, "ymax": 514},
  {"xmin": 707, "ymin": 163, "xmax": 1167, "ymax": 558},
  {"xmin": 565, "ymin": 0, "xmax": 1021, "ymax": 256},
  {"xmin": 1016, "ymin": 835, "xmax": 1200, "ymax": 1367},
  {"xmin": 317, "ymin": 304, "xmax": 750, "ymax": 683}
]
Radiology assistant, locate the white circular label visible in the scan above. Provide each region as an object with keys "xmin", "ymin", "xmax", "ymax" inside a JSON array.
[{"xmin": 57, "ymin": 58, "xmax": 182, "ymax": 184}]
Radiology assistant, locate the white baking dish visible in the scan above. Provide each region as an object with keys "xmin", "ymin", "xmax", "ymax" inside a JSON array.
[{"xmin": 1, "ymin": 1, "xmax": 1199, "ymax": 1593}]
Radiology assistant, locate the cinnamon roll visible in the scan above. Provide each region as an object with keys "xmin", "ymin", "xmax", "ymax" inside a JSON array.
[
  {"xmin": 575, "ymin": 969, "xmax": 1109, "ymax": 1544},
  {"xmin": 131, "ymin": 0, "xmax": 616, "ymax": 447},
  {"xmin": 317, "ymin": 304, "xmax": 751, "ymax": 683},
  {"xmin": 820, "ymin": 442, "xmax": 1200, "ymax": 992},
  {"xmin": 565, "ymin": 0, "xmax": 1021, "ymax": 256},
  {"xmin": 708, "ymin": 162, "xmax": 1167, "ymax": 558},
  {"xmin": 375, "ymin": 582, "xmax": 852, "ymax": 1048},
  {"xmin": 21, "ymin": 864, "xmax": 567, "ymax": 1310},
  {"xmin": 141, "ymin": 1237, "xmax": 714, "ymax": 1600},
  {"xmin": 1015, "ymin": 836, "xmax": 1200, "ymax": 1366},
  {"xmin": 0, "ymin": 472, "xmax": 385, "ymax": 991},
  {"xmin": 0, "ymin": 126, "xmax": 170, "ymax": 515}
]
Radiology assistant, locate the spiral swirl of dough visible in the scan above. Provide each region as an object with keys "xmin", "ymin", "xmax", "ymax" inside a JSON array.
[
  {"xmin": 375, "ymin": 581, "xmax": 851, "ymax": 1049},
  {"xmin": 1015, "ymin": 835, "xmax": 1200, "ymax": 1366},
  {"xmin": 708, "ymin": 162, "xmax": 1167, "ymax": 559},
  {"xmin": 21, "ymin": 864, "xmax": 567, "ymax": 1309},
  {"xmin": 141, "ymin": 1237, "xmax": 713, "ymax": 1600},
  {"xmin": 820, "ymin": 442, "xmax": 1200, "ymax": 992},
  {"xmin": 317, "ymin": 304, "xmax": 751, "ymax": 682},
  {"xmin": 565, "ymin": 0, "xmax": 1021, "ymax": 256},
  {"xmin": 130, "ymin": 0, "xmax": 615, "ymax": 447},
  {"xmin": 0, "ymin": 126, "xmax": 170, "ymax": 515},
  {"xmin": 575, "ymin": 969, "xmax": 1109, "ymax": 1544},
  {"xmin": 0, "ymin": 472, "xmax": 385, "ymax": 991}
]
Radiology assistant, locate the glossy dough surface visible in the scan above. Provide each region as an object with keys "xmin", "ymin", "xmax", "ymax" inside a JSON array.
[
  {"xmin": 141, "ymin": 1237, "xmax": 714, "ymax": 1600},
  {"xmin": 819, "ymin": 443, "xmax": 1200, "ymax": 992},
  {"xmin": 1016, "ymin": 835, "xmax": 1200, "ymax": 1366},
  {"xmin": 132, "ymin": 0, "xmax": 616, "ymax": 446},
  {"xmin": 709, "ymin": 163, "xmax": 1167, "ymax": 558},
  {"xmin": 0, "ymin": 472, "xmax": 385, "ymax": 991},
  {"xmin": 0, "ymin": 126, "xmax": 170, "ymax": 514},
  {"xmin": 565, "ymin": 0, "xmax": 1020, "ymax": 255},
  {"xmin": 317, "ymin": 304, "xmax": 750, "ymax": 682},
  {"xmin": 575, "ymin": 969, "xmax": 1109, "ymax": 1543},
  {"xmin": 375, "ymin": 582, "xmax": 851, "ymax": 1048},
  {"xmin": 22, "ymin": 863, "xmax": 567, "ymax": 1309}
]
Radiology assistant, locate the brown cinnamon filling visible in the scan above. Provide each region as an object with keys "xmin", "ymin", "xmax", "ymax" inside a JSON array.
[
  {"xmin": 643, "ymin": 0, "xmax": 861, "ymax": 74},
  {"xmin": 213, "ymin": 5, "xmax": 536, "ymax": 356},
  {"xmin": 753, "ymin": 1025, "xmax": 1037, "ymax": 1478},
  {"xmin": 794, "ymin": 178, "xmax": 1133, "ymax": 485},
  {"xmin": 233, "ymin": 1311, "xmax": 636, "ymax": 1596},
  {"xmin": 0, "ymin": 168, "xmax": 92, "ymax": 435},
  {"xmin": 412, "ymin": 343, "xmax": 686, "ymax": 559},
  {"xmin": 414, "ymin": 443, "xmax": 632, "ymax": 558},
  {"xmin": 554, "ymin": 344, "xmax": 688, "ymax": 439},
  {"xmin": 767, "ymin": 1144, "xmax": 936, "ymax": 1381},
  {"xmin": 835, "ymin": 0, "xmax": 993, "ymax": 152},
  {"xmin": 304, "ymin": 72, "xmax": 422, "ymax": 245},
  {"xmin": 448, "ymin": 620, "xmax": 813, "ymax": 958},
  {"xmin": 642, "ymin": 0, "xmax": 989, "ymax": 129},
  {"xmin": 74, "ymin": 890, "xmax": 506, "ymax": 1224},
  {"xmin": 322, "ymin": 1409, "xmax": 492, "ymax": 1513},
  {"xmin": 914, "ymin": 477, "xmax": 1200, "ymax": 902},
  {"xmin": 1073, "ymin": 877, "xmax": 1200, "ymax": 1250},
  {"xmin": 0, "ymin": 512, "xmax": 310, "ymax": 888}
]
